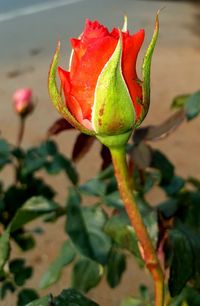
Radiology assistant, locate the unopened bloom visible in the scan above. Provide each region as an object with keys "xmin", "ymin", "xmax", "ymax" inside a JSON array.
[
  {"xmin": 13, "ymin": 88, "xmax": 34, "ymax": 117},
  {"xmin": 49, "ymin": 16, "xmax": 159, "ymax": 147}
]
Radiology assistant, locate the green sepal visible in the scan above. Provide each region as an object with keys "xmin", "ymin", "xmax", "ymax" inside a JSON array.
[
  {"xmin": 48, "ymin": 41, "xmax": 95, "ymax": 136},
  {"xmin": 138, "ymin": 12, "xmax": 159, "ymax": 127},
  {"xmin": 97, "ymin": 130, "xmax": 132, "ymax": 149},
  {"xmin": 92, "ymin": 32, "xmax": 135, "ymax": 136}
]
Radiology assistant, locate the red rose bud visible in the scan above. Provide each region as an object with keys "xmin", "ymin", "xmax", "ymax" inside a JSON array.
[
  {"xmin": 49, "ymin": 15, "xmax": 159, "ymax": 147},
  {"xmin": 13, "ymin": 88, "xmax": 34, "ymax": 117}
]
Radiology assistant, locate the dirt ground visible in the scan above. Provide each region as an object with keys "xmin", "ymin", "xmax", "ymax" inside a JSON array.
[{"xmin": 0, "ymin": 0, "xmax": 200, "ymax": 305}]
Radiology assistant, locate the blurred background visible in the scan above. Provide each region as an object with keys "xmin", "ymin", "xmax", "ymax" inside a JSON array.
[{"xmin": 0, "ymin": 0, "xmax": 200, "ymax": 305}]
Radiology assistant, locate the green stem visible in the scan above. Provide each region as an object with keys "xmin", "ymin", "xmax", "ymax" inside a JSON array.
[{"xmin": 110, "ymin": 146, "xmax": 164, "ymax": 306}]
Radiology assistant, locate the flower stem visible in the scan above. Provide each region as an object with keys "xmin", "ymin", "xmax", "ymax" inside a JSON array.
[
  {"xmin": 16, "ymin": 117, "xmax": 25, "ymax": 147},
  {"xmin": 110, "ymin": 146, "xmax": 164, "ymax": 306}
]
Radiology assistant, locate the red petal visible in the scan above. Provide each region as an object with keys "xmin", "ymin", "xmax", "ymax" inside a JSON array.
[
  {"xmin": 69, "ymin": 39, "xmax": 86, "ymax": 75},
  {"xmin": 58, "ymin": 66, "xmax": 71, "ymax": 93},
  {"xmin": 71, "ymin": 38, "xmax": 81, "ymax": 49},
  {"xmin": 58, "ymin": 66, "xmax": 78, "ymax": 117},
  {"xmin": 67, "ymin": 95, "xmax": 92, "ymax": 130},
  {"xmin": 68, "ymin": 20, "xmax": 118, "ymax": 121},
  {"xmin": 58, "ymin": 66, "xmax": 93, "ymax": 130},
  {"xmin": 122, "ymin": 29, "xmax": 145, "ymax": 119},
  {"xmin": 82, "ymin": 19, "xmax": 109, "ymax": 41},
  {"xmin": 110, "ymin": 28, "xmax": 119, "ymax": 39},
  {"xmin": 70, "ymin": 35, "xmax": 117, "ymax": 120}
]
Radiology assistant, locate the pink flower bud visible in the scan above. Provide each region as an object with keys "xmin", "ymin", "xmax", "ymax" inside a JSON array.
[{"xmin": 13, "ymin": 88, "xmax": 34, "ymax": 117}]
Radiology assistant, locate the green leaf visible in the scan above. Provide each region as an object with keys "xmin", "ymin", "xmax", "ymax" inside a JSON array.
[
  {"xmin": 25, "ymin": 295, "xmax": 51, "ymax": 306},
  {"xmin": 121, "ymin": 285, "xmax": 151, "ymax": 306},
  {"xmin": 184, "ymin": 287, "xmax": 200, "ymax": 306},
  {"xmin": 171, "ymin": 94, "xmax": 190, "ymax": 109},
  {"xmin": 0, "ymin": 228, "xmax": 10, "ymax": 271},
  {"xmin": 10, "ymin": 196, "xmax": 59, "ymax": 232},
  {"xmin": 39, "ymin": 140, "xmax": 58, "ymax": 156},
  {"xmin": 72, "ymin": 257, "xmax": 103, "ymax": 293},
  {"xmin": 0, "ymin": 281, "xmax": 15, "ymax": 299},
  {"xmin": 158, "ymin": 198, "xmax": 179, "ymax": 219},
  {"xmin": 12, "ymin": 147, "xmax": 25, "ymax": 159},
  {"xmin": 106, "ymin": 248, "xmax": 126, "ymax": 288},
  {"xmin": 0, "ymin": 139, "xmax": 11, "ymax": 154},
  {"xmin": 66, "ymin": 188, "xmax": 111, "ymax": 264},
  {"xmin": 10, "ymin": 259, "xmax": 32, "ymax": 286},
  {"xmin": 28, "ymin": 178, "xmax": 55, "ymax": 199},
  {"xmin": 163, "ymin": 176, "xmax": 185, "ymax": 196},
  {"xmin": 104, "ymin": 176, "xmax": 117, "ymax": 194},
  {"xmin": 104, "ymin": 212, "xmax": 142, "ymax": 264},
  {"xmin": 97, "ymin": 164, "xmax": 114, "ymax": 180},
  {"xmin": 177, "ymin": 224, "xmax": 200, "ymax": 290},
  {"xmin": 103, "ymin": 191, "xmax": 123, "ymax": 209},
  {"xmin": 79, "ymin": 179, "xmax": 106, "ymax": 197},
  {"xmin": 168, "ymin": 286, "xmax": 200, "ymax": 306},
  {"xmin": 21, "ymin": 148, "xmax": 46, "ymax": 177},
  {"xmin": 168, "ymin": 220, "xmax": 200, "ymax": 293},
  {"xmin": 188, "ymin": 177, "xmax": 200, "ymax": 189},
  {"xmin": 17, "ymin": 289, "xmax": 39, "ymax": 306},
  {"xmin": 45, "ymin": 154, "xmax": 78, "ymax": 185},
  {"xmin": 142, "ymin": 169, "xmax": 161, "ymax": 194},
  {"xmin": 169, "ymin": 228, "xmax": 194, "ymax": 296},
  {"xmin": 151, "ymin": 149, "xmax": 174, "ymax": 185},
  {"xmin": 139, "ymin": 285, "xmax": 151, "ymax": 301},
  {"xmin": 14, "ymin": 232, "xmax": 35, "ymax": 251},
  {"xmin": 44, "ymin": 157, "xmax": 62, "ymax": 175},
  {"xmin": 185, "ymin": 90, "xmax": 200, "ymax": 120},
  {"xmin": 120, "ymin": 297, "xmax": 143, "ymax": 306},
  {"xmin": 40, "ymin": 240, "xmax": 76, "ymax": 289},
  {"xmin": 0, "ymin": 139, "xmax": 11, "ymax": 169},
  {"xmin": 59, "ymin": 154, "xmax": 78, "ymax": 185},
  {"xmin": 178, "ymin": 191, "xmax": 200, "ymax": 233},
  {"xmin": 54, "ymin": 288, "xmax": 99, "ymax": 306}
]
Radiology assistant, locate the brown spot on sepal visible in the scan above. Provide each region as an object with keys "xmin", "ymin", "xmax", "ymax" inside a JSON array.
[
  {"xmin": 107, "ymin": 118, "xmax": 124, "ymax": 133},
  {"xmin": 99, "ymin": 101, "xmax": 105, "ymax": 117},
  {"xmin": 98, "ymin": 118, "xmax": 102, "ymax": 126},
  {"xmin": 99, "ymin": 107, "xmax": 104, "ymax": 116}
]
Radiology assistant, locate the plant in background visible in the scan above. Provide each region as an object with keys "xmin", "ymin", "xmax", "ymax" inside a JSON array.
[
  {"xmin": 13, "ymin": 88, "xmax": 35, "ymax": 147},
  {"xmin": 13, "ymin": 88, "xmax": 34, "ymax": 118},
  {"xmin": 0, "ymin": 14, "xmax": 200, "ymax": 306}
]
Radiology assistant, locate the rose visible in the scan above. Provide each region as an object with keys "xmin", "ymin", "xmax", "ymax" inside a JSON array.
[
  {"xmin": 49, "ymin": 16, "xmax": 159, "ymax": 147},
  {"xmin": 13, "ymin": 88, "xmax": 34, "ymax": 117},
  {"xmin": 58, "ymin": 19, "xmax": 144, "ymax": 130}
]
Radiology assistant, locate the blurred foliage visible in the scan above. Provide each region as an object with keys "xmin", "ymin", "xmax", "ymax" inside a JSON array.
[{"xmin": 0, "ymin": 89, "xmax": 200, "ymax": 305}]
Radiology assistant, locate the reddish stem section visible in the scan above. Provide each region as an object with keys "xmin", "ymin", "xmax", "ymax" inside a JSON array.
[{"xmin": 110, "ymin": 146, "xmax": 164, "ymax": 306}]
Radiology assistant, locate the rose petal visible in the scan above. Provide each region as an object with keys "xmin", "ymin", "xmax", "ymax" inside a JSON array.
[
  {"xmin": 82, "ymin": 19, "xmax": 109, "ymax": 41},
  {"xmin": 70, "ymin": 35, "xmax": 117, "ymax": 120}
]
